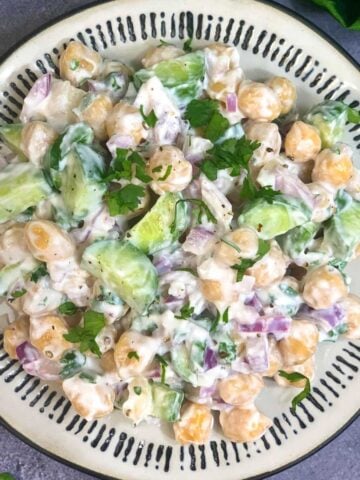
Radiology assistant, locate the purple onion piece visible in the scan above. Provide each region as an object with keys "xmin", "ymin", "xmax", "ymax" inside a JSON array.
[
  {"xmin": 204, "ymin": 347, "xmax": 218, "ymax": 371},
  {"xmin": 237, "ymin": 315, "xmax": 291, "ymax": 340},
  {"xmin": 274, "ymin": 170, "xmax": 315, "ymax": 208},
  {"xmin": 16, "ymin": 341, "xmax": 40, "ymax": 364},
  {"xmin": 182, "ymin": 227, "xmax": 214, "ymax": 255},
  {"xmin": 226, "ymin": 92, "xmax": 238, "ymax": 113},
  {"xmin": 300, "ymin": 303, "xmax": 345, "ymax": 331},
  {"xmin": 245, "ymin": 293, "xmax": 264, "ymax": 313}
]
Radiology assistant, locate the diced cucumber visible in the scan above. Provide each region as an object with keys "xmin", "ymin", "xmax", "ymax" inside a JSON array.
[
  {"xmin": 279, "ymin": 221, "xmax": 319, "ymax": 258},
  {"xmin": 0, "ymin": 123, "xmax": 26, "ymax": 160},
  {"xmin": 151, "ymin": 382, "xmax": 184, "ymax": 422},
  {"xmin": 0, "ymin": 258, "xmax": 39, "ymax": 295},
  {"xmin": 171, "ymin": 343, "xmax": 197, "ymax": 384}
]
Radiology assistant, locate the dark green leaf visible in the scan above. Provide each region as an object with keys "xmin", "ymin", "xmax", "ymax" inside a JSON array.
[
  {"xmin": 134, "ymin": 386, "xmax": 142, "ymax": 395},
  {"xmin": 306, "ymin": 1, "xmax": 360, "ymax": 30},
  {"xmin": 204, "ymin": 110, "xmax": 230, "ymax": 142},
  {"xmin": 158, "ymin": 39, "xmax": 174, "ymax": 47},
  {"xmin": 185, "ymin": 99, "xmax": 219, "ymax": 128},
  {"xmin": 106, "ymin": 184, "xmax": 145, "ymax": 216},
  {"xmin": 183, "ymin": 38, "xmax": 193, "ymax": 53},
  {"xmin": 210, "ymin": 309, "xmax": 221, "ymax": 333},
  {"xmin": 140, "ymin": 105, "xmax": 158, "ymax": 128},
  {"xmin": 155, "ymin": 354, "xmax": 168, "ymax": 384},
  {"xmin": 60, "ymin": 350, "xmax": 86, "ymax": 379},
  {"xmin": 158, "ymin": 165, "xmax": 173, "ymax": 181},
  {"xmin": 175, "ymin": 301, "xmax": 194, "ymax": 320},
  {"xmin": 218, "ymin": 341, "xmax": 236, "ymax": 362},
  {"xmin": 222, "ymin": 306, "xmax": 230, "ymax": 324},
  {"xmin": 347, "ymin": 107, "xmax": 360, "ymax": 123},
  {"xmin": 70, "ymin": 59, "xmax": 80, "ymax": 70},
  {"xmin": 11, "ymin": 289, "xmax": 26, "ymax": 298},
  {"xmin": 278, "ymin": 370, "xmax": 311, "ymax": 412},
  {"xmin": 127, "ymin": 351, "xmax": 140, "ymax": 360},
  {"xmin": 170, "ymin": 198, "xmax": 217, "ymax": 233},
  {"xmin": 231, "ymin": 239, "xmax": 270, "ymax": 281},
  {"xmin": 104, "ymin": 149, "xmax": 151, "ymax": 184},
  {"xmin": 58, "ymin": 301, "xmax": 78, "ymax": 316},
  {"xmin": 240, "ymin": 176, "xmax": 280, "ymax": 203},
  {"xmin": 30, "ymin": 263, "xmax": 48, "ymax": 282},
  {"xmin": 63, "ymin": 310, "xmax": 105, "ymax": 357},
  {"xmin": 79, "ymin": 371, "xmax": 96, "ymax": 383}
]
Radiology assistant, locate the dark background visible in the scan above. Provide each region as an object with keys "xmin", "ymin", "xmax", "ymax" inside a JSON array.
[{"xmin": 0, "ymin": 1, "xmax": 359, "ymax": 479}]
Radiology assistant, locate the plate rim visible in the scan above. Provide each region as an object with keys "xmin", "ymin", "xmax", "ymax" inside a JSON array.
[{"xmin": 0, "ymin": 0, "xmax": 359, "ymax": 479}]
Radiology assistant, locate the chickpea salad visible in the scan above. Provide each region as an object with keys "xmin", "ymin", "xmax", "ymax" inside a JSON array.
[{"xmin": 1, "ymin": 40, "xmax": 360, "ymax": 445}]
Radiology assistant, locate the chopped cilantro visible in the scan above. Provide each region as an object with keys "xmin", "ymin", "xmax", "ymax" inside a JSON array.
[
  {"xmin": 222, "ymin": 306, "xmax": 230, "ymax": 324},
  {"xmin": 134, "ymin": 386, "xmax": 142, "ymax": 395},
  {"xmin": 183, "ymin": 38, "xmax": 193, "ymax": 53},
  {"xmin": 30, "ymin": 263, "xmax": 48, "ymax": 282},
  {"xmin": 240, "ymin": 176, "xmax": 280, "ymax": 203},
  {"xmin": 63, "ymin": 310, "xmax": 105, "ymax": 357},
  {"xmin": 210, "ymin": 308, "xmax": 229, "ymax": 333},
  {"xmin": 155, "ymin": 354, "xmax": 168, "ymax": 383},
  {"xmin": 127, "ymin": 351, "xmax": 140, "ymax": 361},
  {"xmin": 157, "ymin": 165, "xmax": 173, "ymax": 181},
  {"xmin": 347, "ymin": 107, "xmax": 360, "ymax": 124},
  {"xmin": 70, "ymin": 59, "xmax": 80, "ymax": 70},
  {"xmin": 231, "ymin": 239, "xmax": 270, "ymax": 281},
  {"xmin": 218, "ymin": 341, "xmax": 236, "ymax": 362},
  {"xmin": 105, "ymin": 184, "xmax": 145, "ymax": 216},
  {"xmin": 278, "ymin": 370, "xmax": 311, "ymax": 413},
  {"xmin": 185, "ymin": 99, "xmax": 229, "ymax": 142},
  {"xmin": 58, "ymin": 301, "xmax": 78, "ymax": 315},
  {"xmin": 11, "ymin": 289, "xmax": 26, "ymax": 298},
  {"xmin": 175, "ymin": 302, "xmax": 194, "ymax": 320},
  {"xmin": 79, "ymin": 372, "xmax": 96, "ymax": 383},
  {"xmin": 104, "ymin": 148, "xmax": 151, "ymax": 184},
  {"xmin": 140, "ymin": 105, "xmax": 158, "ymax": 128},
  {"xmin": 170, "ymin": 198, "xmax": 217, "ymax": 234},
  {"xmin": 158, "ymin": 39, "xmax": 174, "ymax": 47},
  {"xmin": 204, "ymin": 110, "xmax": 230, "ymax": 143}
]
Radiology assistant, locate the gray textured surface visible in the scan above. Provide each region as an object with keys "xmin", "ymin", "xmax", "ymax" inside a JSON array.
[{"xmin": 0, "ymin": 0, "xmax": 359, "ymax": 479}]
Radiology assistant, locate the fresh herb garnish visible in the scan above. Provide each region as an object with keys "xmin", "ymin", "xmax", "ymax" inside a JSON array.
[
  {"xmin": 127, "ymin": 351, "xmax": 140, "ymax": 361},
  {"xmin": 347, "ymin": 106, "xmax": 360, "ymax": 123},
  {"xmin": 104, "ymin": 148, "xmax": 151, "ymax": 184},
  {"xmin": 79, "ymin": 371, "xmax": 96, "ymax": 383},
  {"xmin": 140, "ymin": 105, "xmax": 158, "ymax": 128},
  {"xmin": 105, "ymin": 184, "xmax": 145, "ymax": 216},
  {"xmin": 306, "ymin": 1, "xmax": 360, "ymax": 30},
  {"xmin": 210, "ymin": 308, "xmax": 230, "ymax": 333},
  {"xmin": 158, "ymin": 39, "xmax": 174, "ymax": 47},
  {"xmin": 240, "ymin": 176, "xmax": 280, "ymax": 203},
  {"xmin": 63, "ymin": 310, "xmax": 105, "ymax": 357},
  {"xmin": 155, "ymin": 354, "xmax": 168, "ymax": 384},
  {"xmin": 218, "ymin": 341, "xmax": 236, "ymax": 362},
  {"xmin": 70, "ymin": 59, "xmax": 80, "ymax": 70},
  {"xmin": 58, "ymin": 301, "xmax": 78, "ymax": 316},
  {"xmin": 185, "ymin": 99, "xmax": 229, "ymax": 142},
  {"xmin": 60, "ymin": 350, "xmax": 86, "ymax": 379},
  {"xmin": 222, "ymin": 306, "xmax": 230, "ymax": 324},
  {"xmin": 11, "ymin": 289, "xmax": 26, "ymax": 298},
  {"xmin": 175, "ymin": 302, "xmax": 194, "ymax": 320},
  {"xmin": 183, "ymin": 38, "xmax": 193, "ymax": 53},
  {"xmin": 30, "ymin": 263, "xmax": 48, "ymax": 282},
  {"xmin": 133, "ymin": 386, "xmax": 142, "ymax": 395},
  {"xmin": 278, "ymin": 370, "xmax": 311, "ymax": 412},
  {"xmin": 157, "ymin": 165, "xmax": 173, "ymax": 181},
  {"xmin": 170, "ymin": 198, "xmax": 217, "ymax": 234},
  {"xmin": 231, "ymin": 239, "xmax": 270, "ymax": 281}
]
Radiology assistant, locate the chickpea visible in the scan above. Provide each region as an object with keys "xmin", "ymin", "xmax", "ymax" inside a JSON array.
[
  {"xmin": 3, "ymin": 316, "xmax": 29, "ymax": 359},
  {"xmin": 25, "ymin": 220, "xmax": 75, "ymax": 262},
  {"xmin": 284, "ymin": 121, "xmax": 321, "ymax": 162},
  {"xmin": 218, "ymin": 374, "xmax": 263, "ymax": 406},
  {"xmin": 114, "ymin": 330, "xmax": 159, "ymax": 379},
  {"xmin": 29, "ymin": 315, "xmax": 72, "ymax": 361},
  {"xmin": 142, "ymin": 44, "xmax": 184, "ymax": 68},
  {"xmin": 207, "ymin": 69, "xmax": 243, "ymax": 103},
  {"xmin": 100, "ymin": 349, "xmax": 117, "ymax": 374},
  {"xmin": 204, "ymin": 44, "xmax": 240, "ymax": 78},
  {"xmin": 263, "ymin": 338, "xmax": 283, "ymax": 377},
  {"xmin": 247, "ymin": 242, "xmax": 287, "ymax": 288},
  {"xmin": 200, "ymin": 279, "xmax": 224, "ymax": 302},
  {"xmin": 244, "ymin": 121, "xmax": 281, "ymax": 167},
  {"xmin": 266, "ymin": 76, "xmax": 297, "ymax": 115},
  {"xmin": 237, "ymin": 82, "xmax": 282, "ymax": 122},
  {"xmin": 341, "ymin": 294, "xmax": 360, "ymax": 339},
  {"xmin": 0, "ymin": 224, "xmax": 31, "ymax": 265},
  {"xmin": 346, "ymin": 167, "xmax": 360, "ymax": 201},
  {"xmin": 278, "ymin": 319, "xmax": 319, "ymax": 367},
  {"xmin": 173, "ymin": 402, "xmax": 213, "ymax": 445},
  {"xmin": 63, "ymin": 375, "xmax": 114, "ymax": 420},
  {"xmin": 307, "ymin": 182, "xmax": 336, "ymax": 223},
  {"xmin": 20, "ymin": 121, "xmax": 57, "ymax": 167},
  {"xmin": 122, "ymin": 376, "xmax": 152, "ymax": 424},
  {"xmin": 303, "ymin": 265, "xmax": 348, "ymax": 310},
  {"xmin": 59, "ymin": 41, "xmax": 102, "ymax": 86},
  {"xmin": 147, "ymin": 146, "xmax": 192, "ymax": 195},
  {"xmin": 22, "ymin": 280, "xmax": 63, "ymax": 317},
  {"xmin": 75, "ymin": 94, "xmax": 113, "ymax": 141},
  {"xmin": 106, "ymin": 102, "xmax": 148, "ymax": 145},
  {"xmin": 312, "ymin": 144, "xmax": 353, "ymax": 188},
  {"xmin": 219, "ymin": 406, "xmax": 271, "ymax": 443},
  {"xmin": 274, "ymin": 356, "xmax": 315, "ymax": 388},
  {"xmin": 214, "ymin": 227, "xmax": 259, "ymax": 266}
]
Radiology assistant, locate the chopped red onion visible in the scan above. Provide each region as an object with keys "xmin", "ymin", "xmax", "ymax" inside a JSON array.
[
  {"xmin": 106, "ymin": 134, "xmax": 135, "ymax": 156},
  {"xmin": 16, "ymin": 341, "xmax": 40, "ymax": 364},
  {"xmin": 245, "ymin": 335, "xmax": 269, "ymax": 373},
  {"xmin": 204, "ymin": 347, "xmax": 218, "ymax": 370},
  {"xmin": 300, "ymin": 303, "xmax": 345, "ymax": 332},
  {"xmin": 16, "ymin": 341, "xmax": 60, "ymax": 381},
  {"xmin": 226, "ymin": 92, "xmax": 238, "ymax": 113},
  {"xmin": 237, "ymin": 314, "xmax": 291, "ymax": 340},
  {"xmin": 274, "ymin": 168, "xmax": 315, "ymax": 208},
  {"xmin": 20, "ymin": 74, "xmax": 52, "ymax": 122},
  {"xmin": 245, "ymin": 293, "xmax": 264, "ymax": 313},
  {"xmin": 182, "ymin": 227, "xmax": 214, "ymax": 255}
]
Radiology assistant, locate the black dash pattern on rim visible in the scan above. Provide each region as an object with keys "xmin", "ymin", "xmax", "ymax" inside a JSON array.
[{"xmin": 0, "ymin": 8, "xmax": 360, "ymax": 475}]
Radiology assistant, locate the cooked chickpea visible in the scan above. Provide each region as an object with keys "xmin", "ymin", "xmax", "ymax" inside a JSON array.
[
  {"xmin": 75, "ymin": 94, "xmax": 113, "ymax": 140},
  {"xmin": 263, "ymin": 338, "xmax": 283, "ymax": 377},
  {"xmin": 244, "ymin": 121, "xmax": 281, "ymax": 167},
  {"xmin": 312, "ymin": 144, "xmax": 354, "ymax": 188},
  {"xmin": 20, "ymin": 121, "xmax": 57, "ymax": 167},
  {"xmin": 122, "ymin": 376, "xmax": 152, "ymax": 424},
  {"xmin": 200, "ymin": 279, "xmax": 224, "ymax": 302},
  {"xmin": 303, "ymin": 265, "xmax": 348, "ymax": 310},
  {"xmin": 278, "ymin": 319, "xmax": 319, "ymax": 367},
  {"xmin": 142, "ymin": 44, "xmax": 184, "ymax": 68},
  {"xmin": 207, "ymin": 69, "xmax": 243, "ymax": 103},
  {"xmin": 205, "ymin": 44, "xmax": 240, "ymax": 77},
  {"xmin": 174, "ymin": 402, "xmax": 213, "ymax": 445},
  {"xmin": 100, "ymin": 349, "xmax": 117, "ymax": 374},
  {"xmin": 214, "ymin": 228, "xmax": 259, "ymax": 266},
  {"xmin": 237, "ymin": 82, "xmax": 282, "ymax": 122},
  {"xmin": 247, "ymin": 242, "xmax": 287, "ymax": 288},
  {"xmin": 106, "ymin": 102, "xmax": 148, "ymax": 146},
  {"xmin": 29, "ymin": 315, "xmax": 72, "ymax": 361},
  {"xmin": 59, "ymin": 41, "xmax": 102, "ymax": 86},
  {"xmin": 274, "ymin": 356, "xmax": 315, "ymax": 387},
  {"xmin": 266, "ymin": 76, "xmax": 297, "ymax": 115},
  {"xmin": 284, "ymin": 121, "xmax": 321, "ymax": 162},
  {"xmin": 219, "ymin": 406, "xmax": 271, "ymax": 443},
  {"xmin": 114, "ymin": 330, "xmax": 159, "ymax": 379},
  {"xmin": 218, "ymin": 374, "xmax": 263, "ymax": 406},
  {"xmin": 25, "ymin": 220, "xmax": 75, "ymax": 262},
  {"xmin": 3, "ymin": 316, "xmax": 29, "ymax": 359},
  {"xmin": 0, "ymin": 224, "xmax": 31, "ymax": 265},
  {"xmin": 147, "ymin": 146, "xmax": 192, "ymax": 195},
  {"xmin": 341, "ymin": 294, "xmax": 360, "ymax": 339},
  {"xmin": 63, "ymin": 375, "xmax": 114, "ymax": 420}
]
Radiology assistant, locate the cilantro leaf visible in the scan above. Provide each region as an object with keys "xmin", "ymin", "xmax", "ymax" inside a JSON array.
[
  {"xmin": 11, "ymin": 289, "xmax": 26, "ymax": 298},
  {"xmin": 105, "ymin": 184, "xmax": 145, "ymax": 216},
  {"xmin": 155, "ymin": 354, "xmax": 168, "ymax": 383},
  {"xmin": 185, "ymin": 99, "xmax": 219, "ymax": 127},
  {"xmin": 30, "ymin": 263, "xmax": 48, "ymax": 282},
  {"xmin": 158, "ymin": 39, "xmax": 174, "ymax": 47},
  {"xmin": 175, "ymin": 302, "xmax": 194, "ymax": 320},
  {"xmin": 347, "ymin": 107, "xmax": 360, "ymax": 123},
  {"xmin": 170, "ymin": 198, "xmax": 217, "ymax": 234},
  {"xmin": 157, "ymin": 165, "xmax": 173, "ymax": 181},
  {"xmin": 140, "ymin": 105, "xmax": 158, "ymax": 128},
  {"xmin": 210, "ymin": 308, "xmax": 229, "ymax": 333},
  {"xmin": 79, "ymin": 372, "xmax": 96, "ymax": 383},
  {"xmin": 58, "ymin": 301, "xmax": 78, "ymax": 316},
  {"xmin": 183, "ymin": 38, "xmax": 193, "ymax": 53},
  {"xmin": 218, "ymin": 341, "xmax": 236, "ymax": 362},
  {"xmin": 240, "ymin": 176, "xmax": 280, "ymax": 203},
  {"xmin": 204, "ymin": 110, "xmax": 230, "ymax": 142},
  {"xmin": 104, "ymin": 149, "xmax": 151, "ymax": 184},
  {"xmin": 127, "ymin": 351, "xmax": 140, "ymax": 360},
  {"xmin": 231, "ymin": 239, "xmax": 270, "ymax": 281},
  {"xmin": 278, "ymin": 370, "xmax": 311, "ymax": 412},
  {"xmin": 63, "ymin": 310, "xmax": 105, "ymax": 357},
  {"xmin": 134, "ymin": 386, "xmax": 142, "ymax": 395}
]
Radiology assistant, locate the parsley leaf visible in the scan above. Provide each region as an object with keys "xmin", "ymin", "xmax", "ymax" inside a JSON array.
[
  {"xmin": 11, "ymin": 289, "xmax": 26, "ymax": 298},
  {"xmin": 105, "ymin": 184, "xmax": 145, "ymax": 216},
  {"xmin": 347, "ymin": 107, "xmax": 360, "ymax": 123},
  {"xmin": 158, "ymin": 39, "xmax": 174, "ymax": 47},
  {"xmin": 30, "ymin": 263, "xmax": 48, "ymax": 282},
  {"xmin": 170, "ymin": 198, "xmax": 217, "ymax": 234},
  {"xmin": 134, "ymin": 386, "xmax": 142, "ymax": 395},
  {"xmin": 210, "ymin": 308, "xmax": 229, "ymax": 333},
  {"xmin": 231, "ymin": 239, "xmax": 270, "ymax": 281},
  {"xmin": 104, "ymin": 149, "xmax": 151, "ymax": 184},
  {"xmin": 70, "ymin": 59, "xmax": 80, "ymax": 71},
  {"xmin": 155, "ymin": 354, "xmax": 168, "ymax": 383},
  {"xmin": 157, "ymin": 165, "xmax": 173, "ymax": 181},
  {"xmin": 175, "ymin": 302, "xmax": 194, "ymax": 320},
  {"xmin": 140, "ymin": 105, "xmax": 158, "ymax": 128},
  {"xmin": 204, "ymin": 110, "xmax": 230, "ymax": 143},
  {"xmin": 240, "ymin": 176, "xmax": 280, "ymax": 203},
  {"xmin": 218, "ymin": 341, "xmax": 236, "ymax": 362},
  {"xmin": 278, "ymin": 370, "xmax": 311, "ymax": 412},
  {"xmin": 127, "ymin": 351, "xmax": 140, "ymax": 360},
  {"xmin": 79, "ymin": 372, "xmax": 96, "ymax": 383},
  {"xmin": 58, "ymin": 301, "xmax": 78, "ymax": 316},
  {"xmin": 63, "ymin": 310, "xmax": 105, "ymax": 357},
  {"xmin": 183, "ymin": 38, "xmax": 193, "ymax": 53},
  {"xmin": 185, "ymin": 99, "xmax": 229, "ymax": 142}
]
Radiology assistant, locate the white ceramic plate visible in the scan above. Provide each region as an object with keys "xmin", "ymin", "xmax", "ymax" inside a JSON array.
[{"xmin": 0, "ymin": 1, "xmax": 359, "ymax": 479}]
